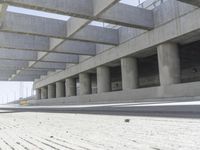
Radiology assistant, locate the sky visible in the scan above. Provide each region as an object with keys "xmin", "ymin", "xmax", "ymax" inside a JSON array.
[{"xmin": 0, "ymin": 0, "xmax": 147, "ymax": 104}]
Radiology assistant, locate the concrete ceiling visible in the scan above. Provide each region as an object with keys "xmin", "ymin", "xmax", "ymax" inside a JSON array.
[{"xmin": 0, "ymin": 0, "xmax": 173, "ymax": 81}]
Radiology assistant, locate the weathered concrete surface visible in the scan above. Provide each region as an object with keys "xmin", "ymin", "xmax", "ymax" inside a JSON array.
[
  {"xmin": 97, "ymin": 66, "xmax": 111, "ymax": 93},
  {"xmin": 79, "ymin": 73, "xmax": 91, "ymax": 95},
  {"xmin": 47, "ymin": 84, "xmax": 55, "ymax": 99},
  {"xmin": 65, "ymin": 78, "xmax": 76, "ymax": 97},
  {"xmin": 0, "ymin": 111, "xmax": 199, "ymax": 149},
  {"xmin": 31, "ymin": 82, "xmax": 200, "ymax": 106},
  {"xmin": 157, "ymin": 43, "xmax": 181, "ymax": 85},
  {"xmin": 34, "ymin": 2, "xmax": 200, "ymax": 88},
  {"xmin": 56, "ymin": 81, "xmax": 65, "ymax": 98},
  {"xmin": 41, "ymin": 87, "xmax": 47, "ymax": 99},
  {"xmin": 121, "ymin": 57, "xmax": 138, "ymax": 90}
]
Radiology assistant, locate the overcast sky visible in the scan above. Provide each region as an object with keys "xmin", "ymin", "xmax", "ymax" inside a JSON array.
[{"xmin": 0, "ymin": 0, "xmax": 147, "ymax": 104}]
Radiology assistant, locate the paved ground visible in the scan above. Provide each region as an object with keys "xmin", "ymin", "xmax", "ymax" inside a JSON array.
[{"xmin": 0, "ymin": 110, "xmax": 200, "ymax": 150}]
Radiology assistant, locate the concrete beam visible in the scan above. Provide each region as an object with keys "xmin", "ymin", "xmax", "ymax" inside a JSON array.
[
  {"xmin": 99, "ymin": 3, "xmax": 154, "ymax": 30},
  {"xmin": 34, "ymin": 6, "xmax": 200, "ymax": 88},
  {"xmin": 2, "ymin": 12, "xmax": 67, "ymax": 37},
  {"xmin": 41, "ymin": 53, "xmax": 79, "ymax": 64},
  {"xmin": 1, "ymin": 12, "xmax": 119, "ymax": 45},
  {"xmin": 0, "ymin": 48, "xmax": 80, "ymax": 64},
  {"xmin": 72, "ymin": 25, "xmax": 119, "ymax": 45},
  {"xmin": 1, "ymin": 0, "xmax": 93, "ymax": 17},
  {"xmin": 65, "ymin": 0, "xmax": 119, "ymax": 40},
  {"xmin": 0, "ymin": 32, "xmax": 49, "ymax": 51},
  {"xmin": 1, "ymin": 0, "xmax": 153, "ymax": 29},
  {"xmin": 0, "ymin": 60, "xmax": 28, "ymax": 69},
  {"xmin": 178, "ymin": 0, "xmax": 200, "ymax": 7},
  {"xmin": 18, "ymin": 69, "xmax": 48, "ymax": 76},
  {"xmin": 0, "ymin": 32, "xmax": 96, "ymax": 56},
  {"xmin": 31, "ymin": 61, "xmax": 66, "ymax": 70},
  {"xmin": 0, "ymin": 48, "xmax": 37, "ymax": 61},
  {"xmin": 53, "ymin": 40, "xmax": 96, "ymax": 56}
]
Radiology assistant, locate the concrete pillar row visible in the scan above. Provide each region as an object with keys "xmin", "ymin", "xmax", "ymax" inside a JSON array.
[
  {"xmin": 157, "ymin": 42, "xmax": 181, "ymax": 86},
  {"xmin": 66, "ymin": 78, "xmax": 76, "ymax": 97},
  {"xmin": 97, "ymin": 66, "xmax": 111, "ymax": 93},
  {"xmin": 56, "ymin": 81, "xmax": 65, "ymax": 98},
  {"xmin": 79, "ymin": 73, "xmax": 91, "ymax": 95},
  {"xmin": 41, "ymin": 87, "xmax": 48, "ymax": 99},
  {"xmin": 36, "ymin": 88, "xmax": 41, "ymax": 100},
  {"xmin": 48, "ymin": 84, "xmax": 56, "ymax": 99},
  {"xmin": 121, "ymin": 57, "xmax": 138, "ymax": 90}
]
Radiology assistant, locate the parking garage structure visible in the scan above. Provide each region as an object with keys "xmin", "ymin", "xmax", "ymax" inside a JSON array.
[{"xmin": 0, "ymin": 0, "xmax": 199, "ymax": 105}]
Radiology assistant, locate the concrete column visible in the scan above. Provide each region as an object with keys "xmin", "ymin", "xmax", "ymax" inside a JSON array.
[
  {"xmin": 157, "ymin": 42, "xmax": 181, "ymax": 86},
  {"xmin": 121, "ymin": 57, "xmax": 138, "ymax": 90},
  {"xmin": 56, "ymin": 81, "xmax": 65, "ymax": 98},
  {"xmin": 48, "ymin": 84, "xmax": 56, "ymax": 99},
  {"xmin": 79, "ymin": 73, "xmax": 91, "ymax": 95},
  {"xmin": 97, "ymin": 66, "xmax": 110, "ymax": 93},
  {"xmin": 41, "ymin": 87, "xmax": 47, "ymax": 99},
  {"xmin": 66, "ymin": 78, "xmax": 76, "ymax": 97},
  {"xmin": 36, "ymin": 88, "xmax": 41, "ymax": 100}
]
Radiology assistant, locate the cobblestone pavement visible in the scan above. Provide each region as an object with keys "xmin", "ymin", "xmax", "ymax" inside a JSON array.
[{"xmin": 0, "ymin": 111, "xmax": 199, "ymax": 150}]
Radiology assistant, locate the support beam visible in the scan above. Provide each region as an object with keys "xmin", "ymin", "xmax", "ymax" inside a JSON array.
[
  {"xmin": 36, "ymin": 88, "xmax": 41, "ymax": 100},
  {"xmin": 41, "ymin": 53, "xmax": 79, "ymax": 64},
  {"xmin": 157, "ymin": 43, "xmax": 181, "ymax": 86},
  {"xmin": 121, "ymin": 57, "xmax": 138, "ymax": 90},
  {"xmin": 3, "ymin": 12, "xmax": 67, "ymax": 38},
  {"xmin": 0, "ymin": 32, "xmax": 49, "ymax": 51},
  {"xmin": 99, "ymin": 3, "xmax": 154, "ymax": 29},
  {"xmin": 1, "ymin": 12, "xmax": 119, "ymax": 45},
  {"xmin": 48, "ymin": 84, "xmax": 56, "ymax": 99},
  {"xmin": 1, "ymin": 0, "xmax": 93, "ymax": 17},
  {"xmin": 41, "ymin": 87, "xmax": 47, "ymax": 99},
  {"xmin": 0, "ymin": 60, "xmax": 28, "ymax": 69},
  {"xmin": 0, "ymin": 48, "xmax": 37, "ymax": 61},
  {"xmin": 71, "ymin": 25, "xmax": 119, "ymax": 45},
  {"xmin": 53, "ymin": 40, "xmax": 96, "ymax": 56},
  {"xmin": 56, "ymin": 81, "xmax": 65, "ymax": 98},
  {"xmin": 1, "ymin": 0, "xmax": 154, "ymax": 29},
  {"xmin": 31, "ymin": 62, "xmax": 67, "ymax": 70},
  {"xmin": 65, "ymin": 78, "xmax": 76, "ymax": 97},
  {"xmin": 97, "ymin": 66, "xmax": 110, "ymax": 93},
  {"xmin": 79, "ymin": 73, "xmax": 91, "ymax": 95}
]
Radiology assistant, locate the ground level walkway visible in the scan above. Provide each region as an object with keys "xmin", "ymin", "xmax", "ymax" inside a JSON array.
[{"xmin": 0, "ymin": 109, "xmax": 199, "ymax": 150}]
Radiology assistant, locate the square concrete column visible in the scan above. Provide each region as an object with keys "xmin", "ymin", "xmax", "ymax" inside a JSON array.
[
  {"xmin": 56, "ymin": 81, "xmax": 65, "ymax": 98},
  {"xmin": 41, "ymin": 87, "xmax": 48, "ymax": 99},
  {"xmin": 79, "ymin": 73, "xmax": 91, "ymax": 95},
  {"xmin": 97, "ymin": 66, "xmax": 111, "ymax": 93},
  {"xmin": 36, "ymin": 88, "xmax": 41, "ymax": 100},
  {"xmin": 121, "ymin": 57, "xmax": 138, "ymax": 90},
  {"xmin": 66, "ymin": 78, "xmax": 76, "ymax": 97},
  {"xmin": 157, "ymin": 42, "xmax": 181, "ymax": 86},
  {"xmin": 48, "ymin": 84, "xmax": 56, "ymax": 99}
]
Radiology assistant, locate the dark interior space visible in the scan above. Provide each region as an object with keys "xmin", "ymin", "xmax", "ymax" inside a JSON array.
[
  {"xmin": 138, "ymin": 54, "xmax": 160, "ymax": 88},
  {"xmin": 110, "ymin": 66, "xmax": 122, "ymax": 91},
  {"xmin": 180, "ymin": 40, "xmax": 200, "ymax": 83}
]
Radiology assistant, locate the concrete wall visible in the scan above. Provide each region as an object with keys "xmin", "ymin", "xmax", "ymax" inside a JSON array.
[
  {"xmin": 33, "ymin": 0, "xmax": 200, "ymax": 106},
  {"xmin": 30, "ymin": 81, "xmax": 200, "ymax": 106}
]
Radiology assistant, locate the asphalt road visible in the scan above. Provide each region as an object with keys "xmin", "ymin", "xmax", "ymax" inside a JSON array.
[{"xmin": 1, "ymin": 100, "xmax": 200, "ymax": 119}]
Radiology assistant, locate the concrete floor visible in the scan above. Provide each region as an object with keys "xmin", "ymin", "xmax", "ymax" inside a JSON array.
[{"xmin": 0, "ymin": 110, "xmax": 199, "ymax": 150}]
